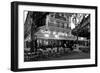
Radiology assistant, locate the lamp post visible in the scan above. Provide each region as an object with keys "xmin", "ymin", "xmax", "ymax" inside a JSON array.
[{"xmin": 72, "ymin": 14, "xmax": 78, "ymax": 43}]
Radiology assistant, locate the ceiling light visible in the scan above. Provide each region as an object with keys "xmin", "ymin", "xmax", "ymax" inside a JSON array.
[
  {"xmin": 44, "ymin": 34, "xmax": 49, "ymax": 37},
  {"xmin": 53, "ymin": 31, "xmax": 56, "ymax": 35},
  {"xmin": 55, "ymin": 35, "xmax": 59, "ymax": 38}
]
